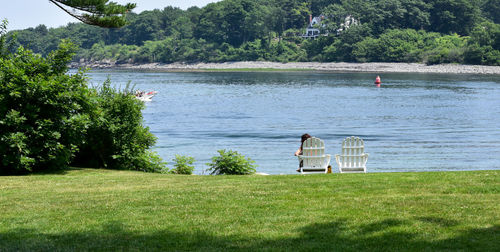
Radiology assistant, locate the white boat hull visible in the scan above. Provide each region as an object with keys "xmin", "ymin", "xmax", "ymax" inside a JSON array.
[{"xmin": 135, "ymin": 91, "xmax": 157, "ymax": 102}]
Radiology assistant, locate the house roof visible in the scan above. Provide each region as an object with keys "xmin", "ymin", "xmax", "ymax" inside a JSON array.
[{"xmin": 308, "ymin": 16, "xmax": 325, "ymax": 28}]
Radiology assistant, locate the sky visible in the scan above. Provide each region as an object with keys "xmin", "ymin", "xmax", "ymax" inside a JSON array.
[{"xmin": 0, "ymin": 0, "xmax": 221, "ymax": 31}]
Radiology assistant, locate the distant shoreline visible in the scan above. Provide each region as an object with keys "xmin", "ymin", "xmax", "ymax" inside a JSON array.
[{"xmin": 72, "ymin": 61, "xmax": 500, "ymax": 75}]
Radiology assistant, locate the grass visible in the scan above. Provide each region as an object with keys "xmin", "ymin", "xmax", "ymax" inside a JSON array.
[{"xmin": 0, "ymin": 169, "xmax": 499, "ymax": 251}]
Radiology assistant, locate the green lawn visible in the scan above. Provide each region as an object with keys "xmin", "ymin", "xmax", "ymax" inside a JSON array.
[{"xmin": 0, "ymin": 169, "xmax": 498, "ymax": 251}]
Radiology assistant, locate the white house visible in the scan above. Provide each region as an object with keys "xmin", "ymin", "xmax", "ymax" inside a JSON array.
[
  {"xmin": 301, "ymin": 14, "xmax": 359, "ymax": 38},
  {"xmin": 301, "ymin": 15, "xmax": 325, "ymax": 39},
  {"xmin": 336, "ymin": 15, "xmax": 359, "ymax": 34}
]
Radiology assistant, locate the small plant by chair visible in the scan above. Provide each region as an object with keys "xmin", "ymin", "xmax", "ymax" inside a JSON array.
[
  {"xmin": 171, "ymin": 155, "xmax": 195, "ymax": 175},
  {"xmin": 206, "ymin": 149, "xmax": 256, "ymax": 175}
]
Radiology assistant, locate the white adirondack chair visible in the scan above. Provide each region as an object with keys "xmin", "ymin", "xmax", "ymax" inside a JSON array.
[
  {"xmin": 335, "ymin": 136, "xmax": 369, "ymax": 173},
  {"xmin": 297, "ymin": 137, "xmax": 331, "ymax": 174}
]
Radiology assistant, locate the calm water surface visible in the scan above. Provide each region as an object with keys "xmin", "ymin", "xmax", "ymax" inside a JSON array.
[{"xmin": 86, "ymin": 71, "xmax": 500, "ymax": 174}]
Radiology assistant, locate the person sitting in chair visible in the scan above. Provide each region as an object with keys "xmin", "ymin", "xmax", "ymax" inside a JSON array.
[{"xmin": 294, "ymin": 133, "xmax": 312, "ymax": 172}]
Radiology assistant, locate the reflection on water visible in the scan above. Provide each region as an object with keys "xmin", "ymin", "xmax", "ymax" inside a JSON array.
[{"xmin": 85, "ymin": 71, "xmax": 500, "ymax": 174}]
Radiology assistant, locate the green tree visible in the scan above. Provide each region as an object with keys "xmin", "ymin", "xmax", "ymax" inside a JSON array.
[
  {"xmin": 125, "ymin": 10, "xmax": 164, "ymax": 45},
  {"xmin": 276, "ymin": 0, "xmax": 311, "ymax": 30},
  {"xmin": 161, "ymin": 7, "xmax": 186, "ymax": 38},
  {"xmin": 351, "ymin": 29, "xmax": 424, "ymax": 62},
  {"xmin": 368, "ymin": 0, "xmax": 407, "ymax": 34},
  {"xmin": 429, "ymin": 0, "xmax": 480, "ymax": 35},
  {"xmin": 423, "ymin": 33, "xmax": 467, "ymax": 64},
  {"xmin": 308, "ymin": 0, "xmax": 340, "ymax": 15},
  {"xmin": 483, "ymin": 0, "xmax": 500, "ymax": 24},
  {"xmin": 377, "ymin": 29, "xmax": 422, "ymax": 62},
  {"xmin": 400, "ymin": 0, "xmax": 431, "ymax": 30},
  {"xmin": 321, "ymin": 3, "xmax": 349, "ymax": 33},
  {"xmin": 172, "ymin": 16, "xmax": 195, "ymax": 40},
  {"xmin": 325, "ymin": 24, "xmax": 372, "ymax": 62},
  {"xmin": 465, "ymin": 22, "xmax": 500, "ymax": 65},
  {"xmin": 194, "ymin": 3, "xmax": 226, "ymax": 44}
]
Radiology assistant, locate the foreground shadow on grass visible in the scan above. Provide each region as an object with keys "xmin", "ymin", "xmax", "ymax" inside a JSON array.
[{"xmin": 0, "ymin": 218, "xmax": 498, "ymax": 251}]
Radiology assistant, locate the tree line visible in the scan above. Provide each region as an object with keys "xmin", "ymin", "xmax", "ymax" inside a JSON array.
[{"xmin": 7, "ymin": 0, "xmax": 500, "ymax": 65}]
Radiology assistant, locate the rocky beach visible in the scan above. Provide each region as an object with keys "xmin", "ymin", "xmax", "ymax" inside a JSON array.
[{"xmin": 72, "ymin": 61, "xmax": 500, "ymax": 75}]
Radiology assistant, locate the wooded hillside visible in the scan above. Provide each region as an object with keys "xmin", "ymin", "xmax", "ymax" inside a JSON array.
[{"xmin": 7, "ymin": 0, "xmax": 500, "ymax": 65}]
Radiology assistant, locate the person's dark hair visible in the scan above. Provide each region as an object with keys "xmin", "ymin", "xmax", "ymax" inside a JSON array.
[{"xmin": 300, "ymin": 133, "xmax": 312, "ymax": 148}]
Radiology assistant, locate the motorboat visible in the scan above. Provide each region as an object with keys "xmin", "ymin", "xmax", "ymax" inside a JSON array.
[{"xmin": 135, "ymin": 90, "xmax": 157, "ymax": 102}]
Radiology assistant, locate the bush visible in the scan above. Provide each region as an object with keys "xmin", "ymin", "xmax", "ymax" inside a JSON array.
[
  {"xmin": 0, "ymin": 39, "xmax": 91, "ymax": 174},
  {"xmin": 171, "ymin": 155, "xmax": 195, "ymax": 175},
  {"xmin": 132, "ymin": 150, "xmax": 168, "ymax": 174},
  {"xmin": 206, "ymin": 149, "xmax": 256, "ymax": 175},
  {"xmin": 463, "ymin": 22, "xmax": 500, "ymax": 66},
  {"xmin": 0, "ymin": 22, "xmax": 166, "ymax": 174},
  {"xmin": 424, "ymin": 48, "xmax": 465, "ymax": 65},
  {"xmin": 72, "ymin": 79, "xmax": 165, "ymax": 172}
]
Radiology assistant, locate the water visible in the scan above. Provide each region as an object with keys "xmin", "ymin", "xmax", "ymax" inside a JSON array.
[{"xmin": 85, "ymin": 70, "xmax": 500, "ymax": 174}]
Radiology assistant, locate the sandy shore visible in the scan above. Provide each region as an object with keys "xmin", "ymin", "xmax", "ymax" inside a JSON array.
[{"xmin": 76, "ymin": 61, "xmax": 500, "ymax": 75}]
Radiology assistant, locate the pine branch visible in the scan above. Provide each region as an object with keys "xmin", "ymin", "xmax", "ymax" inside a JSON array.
[
  {"xmin": 48, "ymin": 0, "xmax": 136, "ymax": 28},
  {"xmin": 49, "ymin": 0, "xmax": 88, "ymax": 23}
]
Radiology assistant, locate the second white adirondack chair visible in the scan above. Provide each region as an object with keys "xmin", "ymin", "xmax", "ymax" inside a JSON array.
[
  {"xmin": 335, "ymin": 136, "xmax": 369, "ymax": 173},
  {"xmin": 297, "ymin": 137, "xmax": 331, "ymax": 174}
]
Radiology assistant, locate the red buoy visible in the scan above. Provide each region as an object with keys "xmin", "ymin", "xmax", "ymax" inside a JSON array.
[{"xmin": 374, "ymin": 75, "xmax": 381, "ymax": 87}]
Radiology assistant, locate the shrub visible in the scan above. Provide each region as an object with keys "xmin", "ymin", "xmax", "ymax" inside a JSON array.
[
  {"xmin": 424, "ymin": 48, "xmax": 465, "ymax": 65},
  {"xmin": 206, "ymin": 149, "xmax": 256, "ymax": 175},
  {"xmin": 0, "ymin": 21, "xmax": 166, "ymax": 174},
  {"xmin": 0, "ymin": 39, "xmax": 91, "ymax": 174},
  {"xmin": 171, "ymin": 155, "xmax": 195, "ymax": 175},
  {"xmin": 133, "ymin": 150, "xmax": 169, "ymax": 174},
  {"xmin": 72, "ymin": 79, "xmax": 165, "ymax": 172}
]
